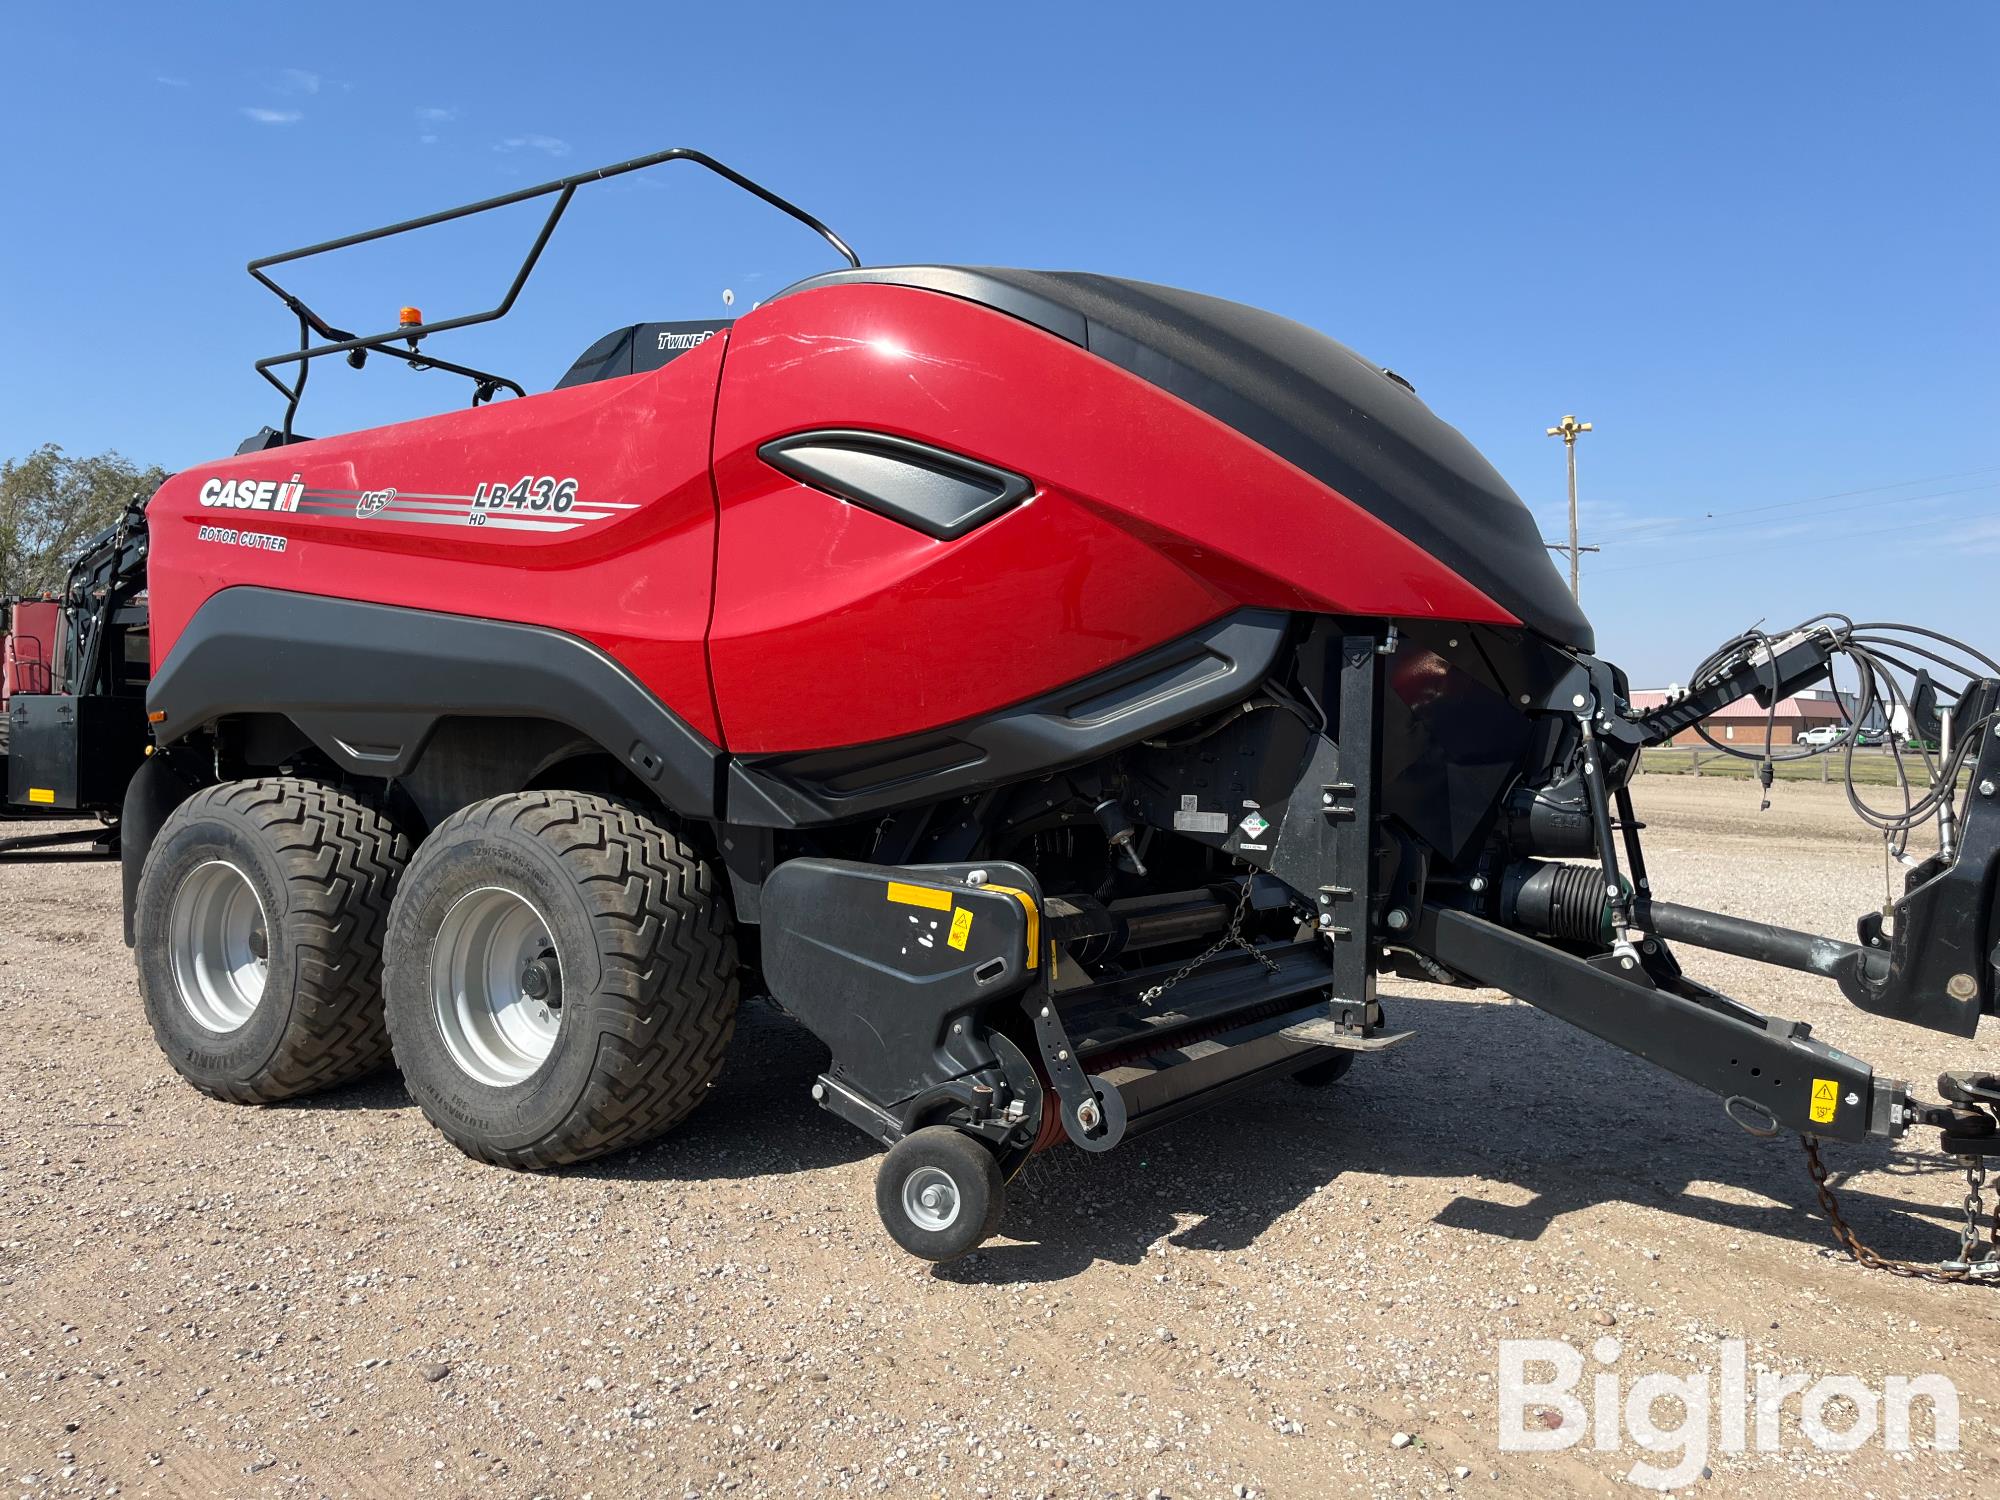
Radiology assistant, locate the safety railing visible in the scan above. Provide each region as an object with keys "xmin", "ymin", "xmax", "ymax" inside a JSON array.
[{"xmin": 247, "ymin": 147, "xmax": 861, "ymax": 439}]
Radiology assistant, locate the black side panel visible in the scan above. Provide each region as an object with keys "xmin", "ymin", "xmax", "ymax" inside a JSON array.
[
  {"xmin": 6, "ymin": 695, "xmax": 149, "ymax": 810},
  {"xmin": 760, "ymin": 431, "xmax": 1033, "ymax": 540},
  {"xmin": 236, "ymin": 425, "xmax": 314, "ymax": 453},
  {"xmin": 774, "ymin": 266, "xmax": 1592, "ymax": 651},
  {"xmin": 553, "ymin": 319, "xmax": 733, "ymax": 389},
  {"xmin": 760, "ymin": 858, "xmax": 1038, "ymax": 1109},
  {"xmin": 728, "ymin": 610, "xmax": 1290, "ymax": 828},
  {"xmin": 1377, "ymin": 624, "xmax": 1536, "ymax": 866},
  {"xmin": 149, "ymin": 589, "xmax": 722, "ymax": 817}
]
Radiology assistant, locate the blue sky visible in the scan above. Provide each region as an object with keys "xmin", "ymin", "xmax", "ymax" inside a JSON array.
[{"xmin": 2, "ymin": 3, "xmax": 1993, "ymax": 686}]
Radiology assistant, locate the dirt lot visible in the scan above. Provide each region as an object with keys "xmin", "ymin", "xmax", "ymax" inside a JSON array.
[{"xmin": 2, "ymin": 778, "xmax": 1997, "ymax": 1499}]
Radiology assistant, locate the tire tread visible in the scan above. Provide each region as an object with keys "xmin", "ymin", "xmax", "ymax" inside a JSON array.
[
  {"xmin": 141, "ymin": 777, "xmax": 408, "ymax": 1104},
  {"xmin": 384, "ymin": 791, "xmax": 738, "ymax": 1169}
]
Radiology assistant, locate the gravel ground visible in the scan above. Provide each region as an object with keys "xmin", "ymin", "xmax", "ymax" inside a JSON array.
[{"xmin": 2, "ymin": 777, "xmax": 1996, "ymax": 1499}]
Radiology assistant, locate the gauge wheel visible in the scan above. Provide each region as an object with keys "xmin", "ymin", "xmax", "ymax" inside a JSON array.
[{"xmin": 875, "ymin": 1126, "xmax": 1007, "ymax": 1262}]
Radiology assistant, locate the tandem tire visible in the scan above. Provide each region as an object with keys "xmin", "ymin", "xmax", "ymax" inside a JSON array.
[
  {"xmin": 382, "ymin": 791, "xmax": 739, "ymax": 1169},
  {"xmin": 875, "ymin": 1126, "xmax": 1007, "ymax": 1262},
  {"xmin": 133, "ymin": 777, "xmax": 410, "ymax": 1103}
]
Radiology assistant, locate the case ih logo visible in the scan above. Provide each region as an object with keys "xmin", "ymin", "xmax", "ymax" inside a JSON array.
[
  {"xmin": 193, "ymin": 473, "xmax": 635, "ymax": 534},
  {"xmin": 199, "ymin": 475, "xmax": 305, "ymax": 512}
]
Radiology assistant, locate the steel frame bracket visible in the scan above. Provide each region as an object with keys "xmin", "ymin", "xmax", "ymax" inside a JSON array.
[
  {"xmin": 1416, "ymin": 905, "xmax": 1897, "ymax": 1143},
  {"xmin": 1838, "ymin": 704, "xmax": 2000, "ymax": 1037},
  {"xmin": 1320, "ymin": 636, "xmax": 1380, "ymax": 1007},
  {"xmin": 1024, "ymin": 981, "xmax": 1125, "ymax": 1152}
]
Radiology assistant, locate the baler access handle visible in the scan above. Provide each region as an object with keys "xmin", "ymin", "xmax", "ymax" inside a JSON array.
[{"xmin": 247, "ymin": 147, "xmax": 862, "ymax": 440}]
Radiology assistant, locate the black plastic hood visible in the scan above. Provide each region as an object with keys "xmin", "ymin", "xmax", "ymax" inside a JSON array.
[{"xmin": 778, "ymin": 266, "xmax": 1592, "ymax": 651}]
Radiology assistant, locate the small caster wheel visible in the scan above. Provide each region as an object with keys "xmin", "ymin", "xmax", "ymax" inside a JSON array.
[
  {"xmin": 875, "ymin": 1126, "xmax": 1006, "ymax": 1262},
  {"xmin": 1291, "ymin": 1050, "xmax": 1355, "ymax": 1088}
]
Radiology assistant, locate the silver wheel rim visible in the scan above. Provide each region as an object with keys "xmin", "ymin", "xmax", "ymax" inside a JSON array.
[
  {"xmin": 902, "ymin": 1165, "xmax": 961, "ymax": 1232},
  {"xmin": 431, "ymin": 886, "xmax": 563, "ymax": 1087},
  {"xmin": 168, "ymin": 860, "xmax": 270, "ymax": 1033}
]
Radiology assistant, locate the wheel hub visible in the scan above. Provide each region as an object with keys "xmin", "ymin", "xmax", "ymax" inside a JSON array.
[
  {"xmin": 167, "ymin": 859, "xmax": 270, "ymax": 1034},
  {"xmin": 901, "ymin": 1165, "xmax": 961, "ymax": 1231},
  {"xmin": 519, "ymin": 957, "xmax": 560, "ymax": 1006},
  {"xmin": 431, "ymin": 887, "xmax": 563, "ymax": 1087}
]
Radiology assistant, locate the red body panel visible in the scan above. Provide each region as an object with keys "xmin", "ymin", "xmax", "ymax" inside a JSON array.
[
  {"xmin": 3, "ymin": 600, "xmax": 60, "ymax": 701},
  {"xmin": 708, "ymin": 284, "xmax": 1513, "ymax": 751},
  {"xmin": 146, "ymin": 283, "xmax": 1510, "ymax": 761},
  {"xmin": 147, "ymin": 336, "xmax": 730, "ymax": 743}
]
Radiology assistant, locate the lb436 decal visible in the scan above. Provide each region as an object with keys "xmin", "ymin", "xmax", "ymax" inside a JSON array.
[{"xmin": 470, "ymin": 476, "xmax": 580, "ymax": 519}]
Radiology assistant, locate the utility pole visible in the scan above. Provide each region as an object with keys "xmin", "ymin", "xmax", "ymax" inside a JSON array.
[{"xmin": 1545, "ymin": 413, "xmax": 1594, "ymax": 601}]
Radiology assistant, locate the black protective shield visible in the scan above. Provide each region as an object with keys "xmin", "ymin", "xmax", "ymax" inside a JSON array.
[{"xmin": 759, "ymin": 859, "xmax": 1039, "ymax": 1109}]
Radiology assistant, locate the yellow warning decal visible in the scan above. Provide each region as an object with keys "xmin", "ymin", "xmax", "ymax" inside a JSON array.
[
  {"xmin": 886, "ymin": 881, "xmax": 954, "ymax": 912},
  {"xmin": 27, "ymin": 788, "xmax": 55, "ymax": 805},
  {"xmin": 948, "ymin": 907, "xmax": 974, "ymax": 951},
  {"xmin": 980, "ymin": 883, "xmax": 1041, "ymax": 970},
  {"xmin": 1809, "ymin": 1078, "xmax": 1839, "ymax": 1125}
]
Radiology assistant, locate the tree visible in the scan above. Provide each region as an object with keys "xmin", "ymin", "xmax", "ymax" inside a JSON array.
[{"xmin": 0, "ymin": 445, "xmax": 167, "ymax": 599}]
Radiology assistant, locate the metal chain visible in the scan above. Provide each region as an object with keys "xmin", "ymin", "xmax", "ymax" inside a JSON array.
[
  {"xmin": 1959, "ymin": 1158, "xmax": 1995, "ymax": 1269},
  {"xmin": 1139, "ymin": 878, "xmax": 1280, "ymax": 1006},
  {"xmin": 1801, "ymin": 1135, "xmax": 1999, "ymax": 1284}
]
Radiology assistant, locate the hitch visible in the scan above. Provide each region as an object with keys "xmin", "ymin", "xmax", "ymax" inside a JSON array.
[
  {"xmin": 1931, "ymin": 1072, "xmax": 2000, "ymax": 1157},
  {"xmin": 1804, "ymin": 1075, "xmax": 2000, "ymax": 1282}
]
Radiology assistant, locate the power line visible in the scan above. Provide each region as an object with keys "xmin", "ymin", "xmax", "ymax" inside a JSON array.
[
  {"xmin": 1585, "ymin": 463, "xmax": 2000, "ymax": 543},
  {"xmin": 1590, "ymin": 481, "xmax": 1999, "ymax": 549},
  {"xmin": 1576, "ymin": 506, "xmax": 2000, "ymax": 576}
]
